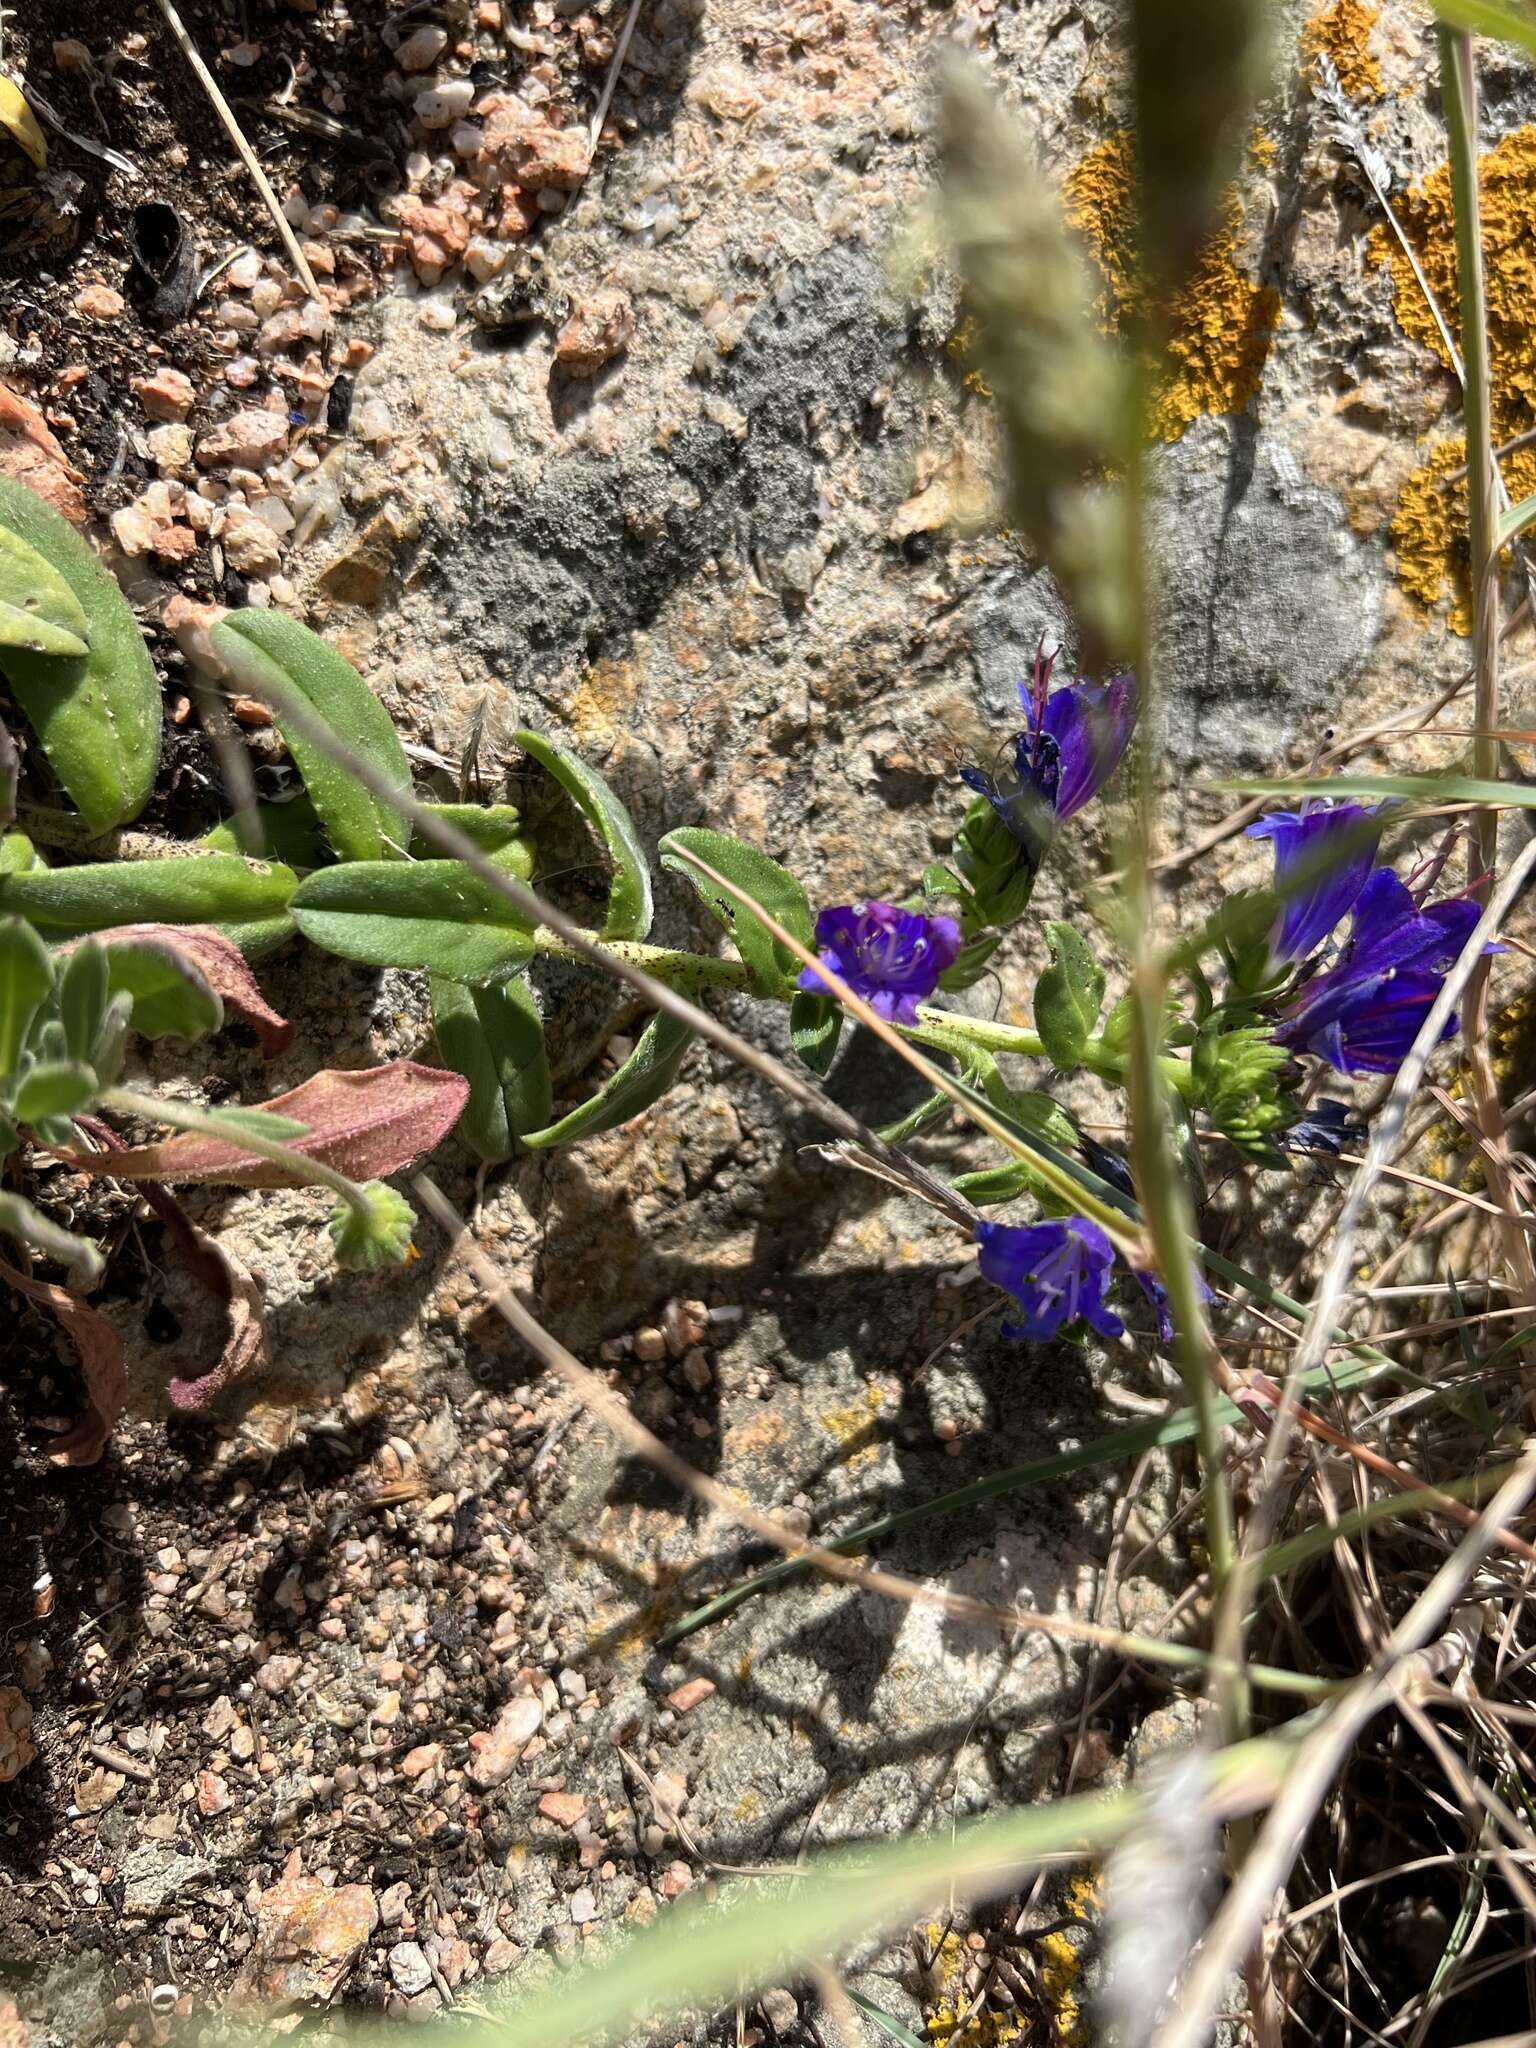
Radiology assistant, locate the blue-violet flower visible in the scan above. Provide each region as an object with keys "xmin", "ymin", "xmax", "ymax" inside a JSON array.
[
  {"xmin": 975, "ymin": 1216, "xmax": 1125, "ymax": 1342},
  {"xmin": 798, "ymin": 901, "xmax": 962, "ymax": 1025},
  {"xmin": 1245, "ymin": 802, "xmax": 1383, "ymax": 973},
  {"xmin": 960, "ymin": 646, "xmax": 1137, "ymax": 869}
]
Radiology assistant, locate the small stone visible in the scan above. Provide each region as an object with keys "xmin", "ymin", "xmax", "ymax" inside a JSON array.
[
  {"xmin": 256, "ymin": 1653, "xmax": 303, "ymax": 1696},
  {"xmin": 569, "ymin": 1887, "xmax": 596, "ymax": 1925},
  {"xmin": 147, "ymin": 423, "xmax": 193, "ymax": 474},
  {"xmin": 396, "ymin": 25, "xmax": 448, "ymax": 71},
  {"xmin": 75, "ymin": 283, "xmax": 125, "ymax": 320},
  {"xmin": 482, "ymin": 1936, "xmax": 518, "ymax": 1973},
  {"xmin": 761, "ymin": 1987, "xmax": 799, "ymax": 2037},
  {"xmin": 398, "ymin": 1742, "xmax": 444, "ymax": 1780},
  {"xmin": 249, "ymin": 277, "xmax": 284, "ymax": 319},
  {"xmin": 681, "ymin": 1348, "xmax": 712, "ymax": 1392},
  {"xmin": 220, "ymin": 505, "xmax": 283, "ymax": 575},
  {"xmin": 135, "ymin": 368, "xmax": 196, "ymax": 422},
  {"xmin": 665, "ymin": 1678, "xmax": 716, "ymax": 1715},
  {"xmin": 415, "ymin": 79, "xmax": 476, "ymax": 129},
  {"xmin": 430, "ymin": 1936, "xmax": 474, "ymax": 1986},
  {"xmin": 467, "ymin": 1693, "xmax": 542, "ymax": 1789},
  {"xmin": 197, "ymin": 408, "xmax": 289, "ymax": 469},
  {"xmin": 388, "ymin": 1942, "xmax": 433, "ymax": 1997},
  {"xmin": 227, "ymin": 250, "xmax": 263, "ymax": 291},
  {"xmin": 633, "ymin": 1326, "xmax": 666, "ymax": 1363},
  {"xmin": 196, "ymin": 1769, "xmax": 232, "ymax": 1817},
  {"xmin": 234, "ymin": 1877, "xmax": 378, "ymax": 2009},
  {"xmin": 74, "ymin": 1765, "xmax": 124, "ymax": 1813},
  {"xmin": 356, "ymin": 398, "xmax": 394, "ymax": 446},
  {"xmin": 419, "ymin": 297, "xmax": 458, "ymax": 333},
  {"xmin": 554, "ymin": 289, "xmax": 634, "ymax": 375},
  {"xmin": 538, "ymin": 1791, "xmax": 586, "ymax": 1829},
  {"xmin": 517, "ymin": 123, "xmax": 591, "ymax": 192}
]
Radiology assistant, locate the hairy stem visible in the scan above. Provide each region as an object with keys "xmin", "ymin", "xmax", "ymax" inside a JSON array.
[
  {"xmin": 100, "ymin": 1086, "xmax": 372, "ymax": 1220},
  {"xmin": 530, "ymin": 928, "xmax": 754, "ymax": 994}
]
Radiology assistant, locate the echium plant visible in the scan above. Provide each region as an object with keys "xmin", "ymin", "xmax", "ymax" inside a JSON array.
[{"xmin": 0, "ymin": 468, "xmax": 1490, "ymax": 1461}]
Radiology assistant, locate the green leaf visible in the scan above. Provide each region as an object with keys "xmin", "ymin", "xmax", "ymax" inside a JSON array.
[
  {"xmin": 0, "ymin": 476, "xmax": 161, "ymax": 833},
  {"xmin": 201, "ymin": 795, "xmax": 331, "ymax": 869},
  {"xmin": 431, "ymin": 975, "xmax": 552, "ymax": 1163},
  {"xmin": 13, "ymin": 1059, "xmax": 97, "ymax": 1123},
  {"xmin": 413, "ymin": 803, "xmax": 535, "ymax": 875},
  {"xmin": 212, "ymin": 611, "xmax": 413, "ymax": 864},
  {"xmin": 1034, "ymin": 920, "xmax": 1106, "ymax": 1072},
  {"xmin": 1500, "ymin": 492, "xmax": 1536, "ymax": 547},
  {"xmin": 658, "ymin": 826, "xmax": 812, "ymax": 995},
  {"xmin": 0, "ymin": 915, "xmax": 53, "ymax": 1077},
  {"xmin": 1432, "ymin": 0, "xmax": 1536, "ymax": 61},
  {"xmin": 953, "ymin": 795, "xmax": 1036, "ymax": 929},
  {"xmin": 291, "ymin": 861, "xmax": 538, "ymax": 984},
  {"xmin": 0, "ymin": 521, "xmax": 90, "ymax": 657},
  {"xmin": 0, "ymin": 833, "xmax": 40, "ymax": 875},
  {"xmin": 194, "ymin": 1106, "xmax": 311, "ymax": 1143},
  {"xmin": 844, "ymin": 1989, "xmax": 928, "ymax": 2048},
  {"xmin": 98, "ymin": 938, "xmax": 223, "ymax": 1043},
  {"xmin": 522, "ymin": 1011, "xmax": 694, "ymax": 1149},
  {"xmin": 58, "ymin": 939, "xmax": 108, "ymax": 1062},
  {"xmin": 0, "ymin": 1188, "xmax": 102, "ymax": 1288},
  {"xmin": 0, "ymin": 854, "xmax": 296, "ymax": 935},
  {"xmin": 217, "ymin": 913, "xmax": 298, "ymax": 960},
  {"xmin": 515, "ymin": 728, "xmax": 652, "ymax": 939},
  {"xmin": 90, "ymin": 990, "xmax": 132, "ymax": 1087},
  {"xmin": 789, "ymin": 990, "xmax": 842, "ymax": 1076}
]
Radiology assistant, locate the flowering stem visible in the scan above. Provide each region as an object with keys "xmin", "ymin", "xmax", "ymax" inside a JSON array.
[
  {"xmin": 100, "ymin": 1086, "xmax": 373, "ymax": 1223},
  {"xmin": 531, "ymin": 929, "xmax": 755, "ymax": 994}
]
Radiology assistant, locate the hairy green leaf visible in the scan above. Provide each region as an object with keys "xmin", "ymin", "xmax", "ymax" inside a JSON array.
[
  {"xmin": 414, "ymin": 803, "xmax": 534, "ymax": 873},
  {"xmin": 58, "ymin": 939, "xmax": 108, "ymax": 1062},
  {"xmin": 70, "ymin": 925, "xmax": 293, "ymax": 1055},
  {"xmin": 0, "ymin": 915, "xmax": 52, "ymax": 1076},
  {"xmin": 95, "ymin": 938, "xmax": 223, "ymax": 1043},
  {"xmin": 659, "ymin": 826, "xmax": 813, "ymax": 995},
  {"xmin": 13, "ymin": 1059, "xmax": 98, "ymax": 1123},
  {"xmin": 0, "ymin": 854, "xmax": 297, "ymax": 935},
  {"xmin": 291, "ymin": 861, "xmax": 537, "ymax": 983},
  {"xmin": 516, "ymin": 728, "xmax": 652, "ymax": 939},
  {"xmin": 202, "ymin": 794, "xmax": 331, "ymax": 870},
  {"xmin": 1033, "ymin": 920, "xmax": 1107, "ymax": 1072},
  {"xmin": 522, "ymin": 1011, "xmax": 694, "ymax": 1149},
  {"xmin": 212, "ymin": 610, "xmax": 413, "ymax": 863},
  {"xmin": 0, "ymin": 521, "xmax": 89, "ymax": 656},
  {"xmin": 790, "ymin": 989, "xmax": 842, "ymax": 1075},
  {"xmin": 0, "ymin": 476, "xmax": 162, "ymax": 833},
  {"xmin": 431, "ymin": 975, "xmax": 552, "ymax": 1162},
  {"xmin": 0, "ymin": 1188, "xmax": 103, "ymax": 1288}
]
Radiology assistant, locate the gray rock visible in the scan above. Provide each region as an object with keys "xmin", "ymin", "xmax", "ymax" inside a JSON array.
[
  {"xmin": 120, "ymin": 1842, "xmax": 213, "ymax": 1917},
  {"xmin": 389, "ymin": 1941, "xmax": 434, "ymax": 1996}
]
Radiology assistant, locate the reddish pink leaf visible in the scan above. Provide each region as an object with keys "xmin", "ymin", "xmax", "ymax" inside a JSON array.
[
  {"xmin": 166, "ymin": 1235, "xmax": 267, "ymax": 1412},
  {"xmin": 60, "ymin": 1060, "xmax": 469, "ymax": 1187},
  {"xmin": 0, "ymin": 1255, "xmax": 127, "ymax": 1466},
  {"xmin": 66, "ymin": 924, "xmax": 295, "ymax": 1055}
]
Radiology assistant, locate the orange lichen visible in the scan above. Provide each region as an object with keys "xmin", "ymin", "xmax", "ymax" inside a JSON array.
[
  {"xmin": 1372, "ymin": 125, "xmax": 1536, "ymax": 628},
  {"xmin": 1302, "ymin": 0, "xmax": 1385, "ymax": 101},
  {"xmin": 1064, "ymin": 130, "xmax": 1280, "ymax": 445}
]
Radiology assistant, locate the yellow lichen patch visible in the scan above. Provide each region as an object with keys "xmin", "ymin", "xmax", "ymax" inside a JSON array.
[
  {"xmin": 818, "ymin": 1383, "xmax": 887, "ymax": 1470},
  {"xmin": 1390, "ymin": 435, "xmax": 1536, "ymax": 634},
  {"xmin": 1039, "ymin": 1876, "xmax": 1100, "ymax": 2048},
  {"xmin": 1302, "ymin": 0, "xmax": 1385, "ymax": 100},
  {"xmin": 926, "ymin": 2004, "xmax": 1024, "ymax": 2047},
  {"xmin": 1064, "ymin": 130, "xmax": 1281, "ymax": 445},
  {"xmin": 1373, "ymin": 125, "xmax": 1536, "ymax": 623}
]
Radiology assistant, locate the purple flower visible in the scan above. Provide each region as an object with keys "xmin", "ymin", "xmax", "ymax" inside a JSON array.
[
  {"xmin": 1275, "ymin": 869, "xmax": 1494, "ymax": 1076},
  {"xmin": 961, "ymin": 646, "xmax": 1137, "ymax": 866},
  {"xmin": 1245, "ymin": 803, "xmax": 1383, "ymax": 971},
  {"xmin": 1280, "ymin": 1098, "xmax": 1364, "ymax": 1157},
  {"xmin": 1132, "ymin": 1268, "xmax": 1213, "ymax": 1348},
  {"xmin": 798, "ymin": 901, "xmax": 962, "ymax": 1025},
  {"xmin": 976, "ymin": 1216, "xmax": 1125, "ymax": 1342}
]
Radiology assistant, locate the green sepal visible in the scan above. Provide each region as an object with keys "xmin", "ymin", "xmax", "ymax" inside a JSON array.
[
  {"xmin": 212, "ymin": 610, "xmax": 413, "ymax": 864},
  {"xmin": 291, "ymin": 861, "xmax": 537, "ymax": 984},
  {"xmin": 658, "ymin": 826, "xmax": 813, "ymax": 996},
  {"xmin": 431, "ymin": 974, "xmax": 552, "ymax": 1163},
  {"xmin": 330, "ymin": 1181, "xmax": 417, "ymax": 1269},
  {"xmin": 516, "ymin": 729, "xmax": 652, "ymax": 939},
  {"xmin": 953, "ymin": 795, "xmax": 1037, "ymax": 929},
  {"xmin": 521, "ymin": 1011, "xmax": 694, "ymax": 1149},
  {"xmin": 1033, "ymin": 920, "xmax": 1106, "ymax": 1072},
  {"xmin": 789, "ymin": 990, "xmax": 842, "ymax": 1076},
  {"xmin": 0, "ymin": 476, "xmax": 162, "ymax": 833}
]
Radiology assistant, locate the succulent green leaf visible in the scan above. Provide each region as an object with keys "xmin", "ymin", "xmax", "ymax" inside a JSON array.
[
  {"xmin": 789, "ymin": 990, "xmax": 842, "ymax": 1076},
  {"xmin": 1033, "ymin": 920, "xmax": 1107, "ymax": 1073},
  {"xmin": 212, "ymin": 610, "xmax": 413, "ymax": 863},
  {"xmin": 13, "ymin": 1059, "xmax": 98, "ymax": 1123},
  {"xmin": 0, "ymin": 833, "xmax": 40, "ymax": 875},
  {"xmin": 97, "ymin": 938, "xmax": 224, "ymax": 1043},
  {"xmin": 658, "ymin": 826, "xmax": 813, "ymax": 996},
  {"xmin": 0, "ymin": 853, "xmax": 296, "ymax": 935},
  {"xmin": 58, "ymin": 939, "xmax": 108, "ymax": 1062},
  {"xmin": 0, "ymin": 915, "xmax": 53, "ymax": 1077},
  {"xmin": 291, "ymin": 861, "xmax": 538, "ymax": 983},
  {"xmin": 515, "ymin": 728, "xmax": 652, "ymax": 939},
  {"xmin": 413, "ymin": 803, "xmax": 534, "ymax": 875},
  {"xmin": 431, "ymin": 974, "xmax": 551, "ymax": 1163},
  {"xmin": 0, "ymin": 521, "xmax": 90, "ymax": 656},
  {"xmin": 521, "ymin": 1011, "xmax": 694, "ymax": 1149},
  {"xmin": 216, "ymin": 913, "xmax": 298, "ymax": 960},
  {"xmin": 0, "ymin": 477, "xmax": 162, "ymax": 833}
]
